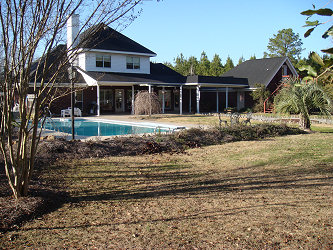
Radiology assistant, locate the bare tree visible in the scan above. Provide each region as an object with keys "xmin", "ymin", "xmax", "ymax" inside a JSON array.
[
  {"xmin": 134, "ymin": 91, "xmax": 161, "ymax": 115},
  {"xmin": 0, "ymin": 0, "xmax": 147, "ymax": 199}
]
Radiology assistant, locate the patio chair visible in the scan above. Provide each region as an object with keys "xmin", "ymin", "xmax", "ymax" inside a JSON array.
[
  {"xmin": 61, "ymin": 108, "xmax": 70, "ymax": 117},
  {"xmin": 61, "ymin": 107, "xmax": 82, "ymax": 117}
]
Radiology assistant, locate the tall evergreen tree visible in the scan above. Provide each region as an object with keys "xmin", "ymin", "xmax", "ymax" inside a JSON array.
[
  {"xmin": 238, "ymin": 56, "xmax": 245, "ymax": 65},
  {"xmin": 187, "ymin": 56, "xmax": 199, "ymax": 75},
  {"xmin": 198, "ymin": 51, "xmax": 210, "ymax": 75},
  {"xmin": 223, "ymin": 56, "xmax": 235, "ymax": 74},
  {"xmin": 264, "ymin": 28, "xmax": 303, "ymax": 64},
  {"xmin": 173, "ymin": 53, "xmax": 188, "ymax": 76},
  {"xmin": 210, "ymin": 54, "xmax": 224, "ymax": 76},
  {"xmin": 250, "ymin": 55, "xmax": 257, "ymax": 60}
]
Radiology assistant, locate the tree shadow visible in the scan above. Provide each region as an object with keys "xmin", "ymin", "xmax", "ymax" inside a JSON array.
[
  {"xmin": 13, "ymin": 157, "xmax": 333, "ymax": 233},
  {"xmin": 62, "ymin": 158, "xmax": 332, "ymax": 204},
  {"xmin": 20, "ymin": 201, "xmax": 301, "ymax": 232}
]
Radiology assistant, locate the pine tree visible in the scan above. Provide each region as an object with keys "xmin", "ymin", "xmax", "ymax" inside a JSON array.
[
  {"xmin": 187, "ymin": 56, "xmax": 199, "ymax": 75},
  {"xmin": 173, "ymin": 53, "xmax": 188, "ymax": 76},
  {"xmin": 238, "ymin": 56, "xmax": 245, "ymax": 65},
  {"xmin": 264, "ymin": 28, "xmax": 303, "ymax": 64},
  {"xmin": 223, "ymin": 56, "xmax": 235, "ymax": 74},
  {"xmin": 198, "ymin": 51, "xmax": 210, "ymax": 75},
  {"xmin": 210, "ymin": 54, "xmax": 224, "ymax": 76}
]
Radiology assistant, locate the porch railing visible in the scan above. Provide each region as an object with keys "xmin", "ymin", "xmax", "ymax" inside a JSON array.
[{"xmin": 264, "ymin": 75, "xmax": 289, "ymax": 113}]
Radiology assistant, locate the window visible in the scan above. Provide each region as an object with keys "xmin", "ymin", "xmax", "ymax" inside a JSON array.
[
  {"xmin": 158, "ymin": 90, "xmax": 171, "ymax": 110},
  {"xmin": 75, "ymin": 90, "xmax": 83, "ymax": 110},
  {"xmin": 96, "ymin": 54, "xmax": 111, "ymax": 68},
  {"xmin": 126, "ymin": 56, "xmax": 140, "ymax": 69}
]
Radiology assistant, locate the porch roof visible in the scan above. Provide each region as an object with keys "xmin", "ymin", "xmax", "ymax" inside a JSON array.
[
  {"xmin": 185, "ymin": 75, "xmax": 249, "ymax": 88},
  {"xmin": 77, "ymin": 63, "xmax": 185, "ymax": 86},
  {"xmin": 77, "ymin": 67, "xmax": 249, "ymax": 89}
]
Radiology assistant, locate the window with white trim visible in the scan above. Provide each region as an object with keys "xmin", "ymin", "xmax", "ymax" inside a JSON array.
[
  {"xmin": 126, "ymin": 56, "xmax": 140, "ymax": 69},
  {"xmin": 96, "ymin": 54, "xmax": 111, "ymax": 68}
]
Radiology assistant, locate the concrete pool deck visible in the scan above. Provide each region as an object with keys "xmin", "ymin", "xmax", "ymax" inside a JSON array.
[{"xmin": 86, "ymin": 114, "xmax": 190, "ymax": 128}]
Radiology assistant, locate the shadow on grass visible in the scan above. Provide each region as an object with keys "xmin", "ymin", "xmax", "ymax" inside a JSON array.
[
  {"xmin": 15, "ymin": 158, "xmax": 333, "ymax": 233},
  {"xmin": 62, "ymin": 159, "xmax": 332, "ymax": 204},
  {"xmin": 67, "ymin": 175, "xmax": 332, "ymax": 204},
  {"xmin": 20, "ymin": 201, "xmax": 300, "ymax": 232}
]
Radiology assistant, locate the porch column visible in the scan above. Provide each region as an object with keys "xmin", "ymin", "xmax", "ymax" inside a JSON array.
[
  {"xmin": 237, "ymin": 90, "xmax": 245, "ymax": 111},
  {"xmin": 162, "ymin": 86, "xmax": 165, "ymax": 114},
  {"xmin": 97, "ymin": 85, "xmax": 100, "ymax": 116},
  {"xmin": 216, "ymin": 88, "xmax": 219, "ymax": 113},
  {"xmin": 189, "ymin": 88, "xmax": 192, "ymax": 113},
  {"xmin": 148, "ymin": 85, "xmax": 152, "ymax": 93},
  {"xmin": 131, "ymin": 85, "xmax": 135, "ymax": 115},
  {"xmin": 236, "ymin": 91, "xmax": 240, "ymax": 111},
  {"xmin": 179, "ymin": 85, "xmax": 183, "ymax": 115},
  {"xmin": 196, "ymin": 85, "xmax": 200, "ymax": 114},
  {"xmin": 225, "ymin": 87, "xmax": 229, "ymax": 110}
]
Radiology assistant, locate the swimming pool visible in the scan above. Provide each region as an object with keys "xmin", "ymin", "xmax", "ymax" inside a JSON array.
[{"xmin": 41, "ymin": 118, "xmax": 171, "ymax": 137}]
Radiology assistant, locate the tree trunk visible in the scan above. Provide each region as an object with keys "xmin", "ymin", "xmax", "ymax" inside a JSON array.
[{"xmin": 299, "ymin": 113, "xmax": 311, "ymax": 130}]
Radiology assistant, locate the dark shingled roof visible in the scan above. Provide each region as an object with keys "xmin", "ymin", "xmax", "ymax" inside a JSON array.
[
  {"xmin": 80, "ymin": 23, "xmax": 156, "ymax": 55},
  {"xmin": 30, "ymin": 45, "xmax": 67, "ymax": 83},
  {"xmin": 81, "ymin": 63, "xmax": 185, "ymax": 85},
  {"xmin": 186, "ymin": 75, "xmax": 248, "ymax": 86},
  {"xmin": 222, "ymin": 57, "xmax": 290, "ymax": 88},
  {"xmin": 30, "ymin": 44, "xmax": 85, "ymax": 83}
]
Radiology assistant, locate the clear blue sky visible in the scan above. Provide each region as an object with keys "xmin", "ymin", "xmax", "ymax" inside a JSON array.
[{"xmin": 122, "ymin": 0, "xmax": 332, "ymax": 65}]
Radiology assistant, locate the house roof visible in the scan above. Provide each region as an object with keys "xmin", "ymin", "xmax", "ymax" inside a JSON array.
[
  {"xmin": 185, "ymin": 75, "xmax": 248, "ymax": 87},
  {"xmin": 77, "ymin": 63, "xmax": 185, "ymax": 86},
  {"xmin": 77, "ymin": 64, "xmax": 249, "ymax": 88},
  {"xmin": 222, "ymin": 57, "xmax": 297, "ymax": 88},
  {"xmin": 30, "ymin": 44, "xmax": 72, "ymax": 83},
  {"xmin": 79, "ymin": 23, "xmax": 156, "ymax": 56}
]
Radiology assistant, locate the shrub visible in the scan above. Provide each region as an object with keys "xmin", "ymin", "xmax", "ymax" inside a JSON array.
[
  {"xmin": 173, "ymin": 124, "xmax": 304, "ymax": 149},
  {"xmin": 250, "ymin": 83, "xmax": 271, "ymax": 112},
  {"xmin": 134, "ymin": 91, "xmax": 161, "ymax": 115}
]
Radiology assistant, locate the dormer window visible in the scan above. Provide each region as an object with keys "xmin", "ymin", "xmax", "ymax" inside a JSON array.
[
  {"xmin": 96, "ymin": 54, "xmax": 111, "ymax": 68},
  {"xmin": 126, "ymin": 56, "xmax": 140, "ymax": 69}
]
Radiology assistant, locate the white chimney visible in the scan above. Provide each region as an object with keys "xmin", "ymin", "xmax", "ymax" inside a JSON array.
[{"xmin": 67, "ymin": 14, "xmax": 80, "ymax": 50}]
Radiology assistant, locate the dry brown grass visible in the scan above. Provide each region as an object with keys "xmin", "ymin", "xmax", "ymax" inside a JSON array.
[{"xmin": 1, "ymin": 133, "xmax": 332, "ymax": 249}]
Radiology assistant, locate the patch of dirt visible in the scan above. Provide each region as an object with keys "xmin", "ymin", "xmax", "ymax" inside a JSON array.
[{"xmin": 0, "ymin": 180, "xmax": 68, "ymax": 233}]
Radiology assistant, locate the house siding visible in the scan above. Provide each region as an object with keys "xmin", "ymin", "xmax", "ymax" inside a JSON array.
[
  {"xmin": 266, "ymin": 62, "xmax": 292, "ymax": 92},
  {"xmin": 80, "ymin": 51, "xmax": 150, "ymax": 74}
]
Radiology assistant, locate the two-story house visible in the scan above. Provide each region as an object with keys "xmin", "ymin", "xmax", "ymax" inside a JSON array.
[{"xmin": 43, "ymin": 14, "xmax": 297, "ymax": 116}]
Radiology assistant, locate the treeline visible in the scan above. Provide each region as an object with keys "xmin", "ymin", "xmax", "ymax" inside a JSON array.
[{"xmin": 164, "ymin": 51, "xmax": 257, "ymax": 76}]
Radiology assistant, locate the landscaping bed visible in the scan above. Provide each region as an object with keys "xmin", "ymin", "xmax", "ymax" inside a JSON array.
[{"xmin": 0, "ymin": 124, "xmax": 305, "ymax": 233}]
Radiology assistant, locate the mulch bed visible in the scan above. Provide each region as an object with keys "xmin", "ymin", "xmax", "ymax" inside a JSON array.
[{"xmin": 0, "ymin": 124, "xmax": 305, "ymax": 232}]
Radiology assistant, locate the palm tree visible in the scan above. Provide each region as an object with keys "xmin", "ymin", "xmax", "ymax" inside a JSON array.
[{"xmin": 274, "ymin": 77, "xmax": 332, "ymax": 130}]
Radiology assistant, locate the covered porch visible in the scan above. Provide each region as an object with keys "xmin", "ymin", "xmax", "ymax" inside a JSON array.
[{"xmin": 75, "ymin": 67, "xmax": 249, "ymax": 116}]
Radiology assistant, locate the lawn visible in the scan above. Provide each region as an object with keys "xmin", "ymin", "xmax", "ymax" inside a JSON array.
[
  {"xmin": 134, "ymin": 113, "xmax": 333, "ymax": 129},
  {"xmin": 1, "ymin": 132, "xmax": 332, "ymax": 248}
]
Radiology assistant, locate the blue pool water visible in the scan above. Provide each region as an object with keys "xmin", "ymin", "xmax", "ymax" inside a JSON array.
[{"xmin": 42, "ymin": 119, "xmax": 169, "ymax": 137}]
